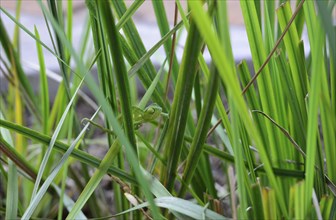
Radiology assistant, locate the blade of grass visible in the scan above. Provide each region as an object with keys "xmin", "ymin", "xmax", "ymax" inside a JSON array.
[
  {"xmin": 0, "ymin": 112, "xmax": 18, "ymax": 219},
  {"xmin": 162, "ymin": 18, "xmax": 203, "ymax": 191},
  {"xmin": 231, "ymin": 99, "xmax": 250, "ymax": 219},
  {"xmin": 116, "ymin": 0, "xmax": 145, "ymax": 31},
  {"xmin": 36, "ymin": 0, "xmax": 162, "ymax": 216},
  {"xmin": 46, "ymin": 0, "xmax": 72, "ymax": 100},
  {"xmin": 22, "ymin": 108, "xmax": 100, "ymax": 219},
  {"xmin": 66, "ymin": 139, "xmax": 120, "ymax": 219},
  {"xmin": 0, "ymin": 119, "xmax": 136, "ymax": 184},
  {"xmin": 152, "ymin": 1, "xmax": 179, "ymax": 85},
  {"xmin": 277, "ymin": 2, "xmax": 308, "ymax": 148},
  {"xmin": 303, "ymin": 6, "xmax": 325, "ymax": 217},
  {"xmin": 179, "ymin": 63, "xmax": 219, "ymax": 196},
  {"xmin": 314, "ymin": 0, "xmax": 336, "ymax": 184},
  {"xmin": 98, "ymin": 0, "xmax": 137, "ymax": 154},
  {"xmin": 112, "ymin": 197, "xmax": 226, "ymax": 220},
  {"xmin": 30, "ymin": 75, "xmax": 85, "ymax": 201},
  {"xmin": 138, "ymin": 58, "xmax": 167, "ymax": 109},
  {"xmin": 0, "ymin": 136, "xmax": 87, "ymax": 219},
  {"xmin": 34, "ymin": 27, "xmax": 49, "ymax": 135},
  {"xmin": 111, "ymin": 0, "xmax": 166, "ymax": 108},
  {"xmin": 0, "ymin": 7, "xmax": 81, "ymax": 80},
  {"xmin": 188, "ymin": 1, "xmax": 288, "ymax": 217},
  {"xmin": 0, "ymin": 17, "xmax": 38, "ymax": 111},
  {"xmin": 240, "ymin": 0, "xmax": 280, "ymax": 164}
]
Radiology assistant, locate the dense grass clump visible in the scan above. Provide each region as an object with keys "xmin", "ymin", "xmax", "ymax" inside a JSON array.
[{"xmin": 0, "ymin": 0, "xmax": 335, "ymax": 219}]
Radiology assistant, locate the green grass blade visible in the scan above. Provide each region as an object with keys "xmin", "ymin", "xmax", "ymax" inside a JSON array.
[
  {"xmin": 152, "ymin": 0, "xmax": 179, "ymax": 82},
  {"xmin": 0, "ymin": 134, "xmax": 87, "ymax": 219},
  {"xmin": 0, "ymin": 112, "xmax": 18, "ymax": 219},
  {"xmin": 188, "ymin": 1, "xmax": 288, "ymax": 217},
  {"xmin": 98, "ymin": 0, "xmax": 137, "ymax": 153},
  {"xmin": 53, "ymin": 184, "xmax": 87, "ymax": 220},
  {"xmin": 277, "ymin": 2, "xmax": 308, "ymax": 148},
  {"xmin": 0, "ymin": 119, "xmax": 136, "ymax": 184},
  {"xmin": 231, "ymin": 100, "xmax": 249, "ymax": 219},
  {"xmin": 66, "ymin": 139, "xmax": 120, "ymax": 219},
  {"xmin": 303, "ymin": 6, "xmax": 325, "ymax": 217},
  {"xmin": 138, "ymin": 58, "xmax": 167, "ymax": 109},
  {"xmin": 112, "ymin": 197, "xmax": 226, "ymax": 220},
  {"xmin": 162, "ymin": 19, "xmax": 203, "ymax": 191},
  {"xmin": 36, "ymin": 0, "xmax": 162, "ymax": 216},
  {"xmin": 116, "ymin": 0, "xmax": 145, "ymax": 30},
  {"xmin": 30, "ymin": 77, "xmax": 85, "ymax": 202},
  {"xmin": 111, "ymin": 0, "xmax": 165, "ymax": 97},
  {"xmin": 240, "ymin": 0, "xmax": 280, "ymax": 162},
  {"xmin": 179, "ymin": 64, "xmax": 219, "ymax": 196},
  {"xmin": 0, "ymin": 7, "xmax": 81, "ymax": 80},
  {"xmin": 22, "ymin": 108, "xmax": 100, "ymax": 219},
  {"xmin": 0, "ymin": 16, "xmax": 37, "ymax": 108},
  {"xmin": 34, "ymin": 27, "xmax": 49, "ymax": 135}
]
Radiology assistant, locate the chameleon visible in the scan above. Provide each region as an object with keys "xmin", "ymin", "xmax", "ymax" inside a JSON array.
[
  {"xmin": 132, "ymin": 103, "xmax": 168, "ymax": 128},
  {"xmin": 82, "ymin": 103, "xmax": 168, "ymax": 135}
]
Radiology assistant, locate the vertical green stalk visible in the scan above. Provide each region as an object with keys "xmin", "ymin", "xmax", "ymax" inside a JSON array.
[
  {"xmin": 231, "ymin": 100, "xmax": 249, "ymax": 219},
  {"xmin": 111, "ymin": 0, "xmax": 167, "ymax": 110},
  {"xmin": 302, "ymin": 1, "xmax": 325, "ymax": 216},
  {"xmin": 162, "ymin": 18, "xmax": 203, "ymax": 191},
  {"xmin": 47, "ymin": 0, "xmax": 71, "ymax": 100},
  {"xmin": 277, "ymin": 2, "xmax": 308, "ymax": 148},
  {"xmin": 188, "ymin": 1, "xmax": 288, "ymax": 217},
  {"xmin": 86, "ymin": 1, "xmax": 125, "ymax": 216},
  {"xmin": 34, "ymin": 27, "xmax": 49, "ymax": 137},
  {"xmin": 1, "ymin": 112, "xmax": 18, "ymax": 220},
  {"xmin": 240, "ymin": 0, "xmax": 279, "ymax": 160},
  {"xmin": 97, "ymin": 0, "xmax": 137, "ymax": 153},
  {"xmin": 179, "ymin": 63, "xmax": 219, "ymax": 196}
]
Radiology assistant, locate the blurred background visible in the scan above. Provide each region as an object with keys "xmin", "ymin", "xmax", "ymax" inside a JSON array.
[{"xmin": 1, "ymin": 1, "xmax": 334, "ymax": 95}]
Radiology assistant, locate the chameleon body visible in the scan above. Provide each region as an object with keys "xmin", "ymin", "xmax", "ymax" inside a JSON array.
[{"xmin": 83, "ymin": 103, "xmax": 167, "ymax": 134}]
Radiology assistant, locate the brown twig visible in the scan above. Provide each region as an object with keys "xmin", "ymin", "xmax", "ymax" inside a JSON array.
[{"xmin": 164, "ymin": 2, "xmax": 179, "ymax": 100}]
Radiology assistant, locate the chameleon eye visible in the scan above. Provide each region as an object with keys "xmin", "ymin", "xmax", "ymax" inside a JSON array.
[{"xmin": 146, "ymin": 108, "xmax": 155, "ymax": 114}]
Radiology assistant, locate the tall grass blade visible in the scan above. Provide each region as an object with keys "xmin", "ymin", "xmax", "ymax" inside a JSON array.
[
  {"xmin": 22, "ymin": 108, "xmax": 99, "ymax": 219},
  {"xmin": 303, "ymin": 5, "xmax": 325, "ymax": 217},
  {"xmin": 34, "ymin": 27, "xmax": 49, "ymax": 135},
  {"xmin": 0, "ymin": 112, "xmax": 18, "ymax": 219},
  {"xmin": 179, "ymin": 64, "xmax": 219, "ymax": 196},
  {"xmin": 97, "ymin": 0, "xmax": 137, "ymax": 153},
  {"xmin": 66, "ymin": 139, "xmax": 120, "ymax": 219},
  {"xmin": 188, "ymin": 1, "xmax": 288, "ymax": 216},
  {"xmin": 162, "ymin": 19, "xmax": 203, "ymax": 191},
  {"xmin": 0, "ymin": 119, "xmax": 136, "ymax": 183},
  {"xmin": 30, "ymin": 77, "xmax": 85, "ymax": 201}
]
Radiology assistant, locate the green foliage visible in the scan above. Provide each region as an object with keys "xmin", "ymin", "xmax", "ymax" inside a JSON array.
[{"xmin": 0, "ymin": 0, "xmax": 335, "ymax": 219}]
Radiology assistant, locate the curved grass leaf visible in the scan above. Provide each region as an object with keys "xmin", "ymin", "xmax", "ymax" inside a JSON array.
[
  {"xmin": 22, "ymin": 108, "xmax": 99, "ymax": 219},
  {"xmin": 179, "ymin": 64, "xmax": 219, "ymax": 196},
  {"xmin": 98, "ymin": 0, "xmax": 137, "ymax": 153},
  {"xmin": 0, "ymin": 112, "xmax": 18, "ymax": 219},
  {"xmin": 0, "ymin": 119, "xmax": 135, "ymax": 184},
  {"xmin": 188, "ymin": 1, "xmax": 288, "ymax": 217},
  {"xmin": 34, "ymin": 1, "xmax": 162, "ymax": 217},
  {"xmin": 162, "ymin": 19, "xmax": 203, "ymax": 191},
  {"xmin": 66, "ymin": 139, "xmax": 120, "ymax": 219},
  {"xmin": 113, "ymin": 197, "xmax": 226, "ymax": 220},
  {"xmin": 30, "ymin": 76, "xmax": 85, "ymax": 201}
]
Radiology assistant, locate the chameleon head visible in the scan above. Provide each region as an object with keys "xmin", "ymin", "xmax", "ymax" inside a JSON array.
[{"xmin": 143, "ymin": 104, "xmax": 162, "ymax": 121}]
